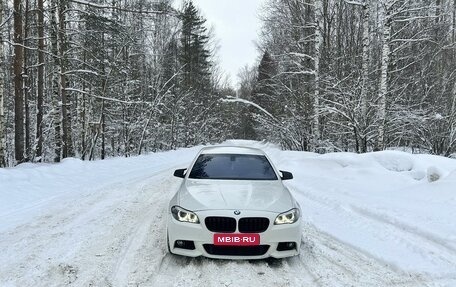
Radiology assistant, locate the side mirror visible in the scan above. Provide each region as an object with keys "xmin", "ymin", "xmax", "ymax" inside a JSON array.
[
  {"xmin": 174, "ymin": 168, "xmax": 187, "ymax": 178},
  {"xmin": 280, "ymin": 170, "xmax": 293, "ymax": 180}
]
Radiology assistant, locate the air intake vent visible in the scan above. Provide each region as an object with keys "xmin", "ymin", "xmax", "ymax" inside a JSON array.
[{"xmin": 203, "ymin": 244, "xmax": 270, "ymax": 256}]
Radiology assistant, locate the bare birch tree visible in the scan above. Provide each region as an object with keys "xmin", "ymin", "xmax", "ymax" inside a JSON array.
[
  {"xmin": 59, "ymin": 0, "xmax": 73, "ymax": 158},
  {"xmin": 376, "ymin": 0, "xmax": 393, "ymax": 150},
  {"xmin": 0, "ymin": 0, "xmax": 6, "ymax": 166},
  {"xmin": 359, "ymin": 0, "xmax": 370, "ymax": 152},
  {"xmin": 50, "ymin": 0, "xmax": 61, "ymax": 162},
  {"xmin": 313, "ymin": 0, "xmax": 323, "ymax": 142}
]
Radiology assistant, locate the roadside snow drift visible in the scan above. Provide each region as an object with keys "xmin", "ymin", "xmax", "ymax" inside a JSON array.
[{"xmin": 1, "ymin": 140, "xmax": 456, "ymax": 286}]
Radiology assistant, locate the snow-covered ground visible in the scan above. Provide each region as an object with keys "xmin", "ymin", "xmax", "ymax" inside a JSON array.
[{"xmin": 1, "ymin": 140, "xmax": 455, "ymax": 286}]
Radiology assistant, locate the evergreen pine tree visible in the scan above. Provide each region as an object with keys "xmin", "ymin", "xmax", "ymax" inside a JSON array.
[
  {"xmin": 179, "ymin": 0, "xmax": 211, "ymax": 95},
  {"xmin": 253, "ymin": 51, "xmax": 278, "ymax": 113}
]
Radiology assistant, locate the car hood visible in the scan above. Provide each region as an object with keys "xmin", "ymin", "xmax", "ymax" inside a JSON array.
[{"xmin": 178, "ymin": 179, "xmax": 293, "ymax": 212}]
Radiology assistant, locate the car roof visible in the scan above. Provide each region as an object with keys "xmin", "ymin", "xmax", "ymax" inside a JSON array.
[{"xmin": 199, "ymin": 146, "xmax": 266, "ymax": 155}]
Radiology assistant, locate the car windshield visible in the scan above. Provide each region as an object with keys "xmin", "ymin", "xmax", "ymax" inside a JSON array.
[{"xmin": 188, "ymin": 153, "xmax": 278, "ymax": 180}]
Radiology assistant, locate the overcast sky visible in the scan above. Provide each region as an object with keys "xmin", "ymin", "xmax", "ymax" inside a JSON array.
[{"xmin": 176, "ymin": 0, "xmax": 264, "ymax": 87}]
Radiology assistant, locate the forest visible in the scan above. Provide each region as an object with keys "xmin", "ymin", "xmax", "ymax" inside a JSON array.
[{"xmin": 1, "ymin": 0, "xmax": 456, "ymax": 167}]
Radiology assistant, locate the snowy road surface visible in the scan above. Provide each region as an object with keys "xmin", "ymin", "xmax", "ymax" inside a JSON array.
[{"xmin": 1, "ymin": 141, "xmax": 456, "ymax": 286}]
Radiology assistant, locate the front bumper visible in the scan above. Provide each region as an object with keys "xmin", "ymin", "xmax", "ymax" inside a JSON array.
[{"xmin": 167, "ymin": 209, "xmax": 302, "ymax": 259}]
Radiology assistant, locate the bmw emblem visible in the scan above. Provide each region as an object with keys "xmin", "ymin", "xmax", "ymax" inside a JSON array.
[{"xmin": 234, "ymin": 210, "xmax": 241, "ymax": 215}]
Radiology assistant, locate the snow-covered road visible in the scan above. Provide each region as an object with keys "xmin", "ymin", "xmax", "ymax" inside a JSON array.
[{"xmin": 1, "ymin": 141, "xmax": 455, "ymax": 286}]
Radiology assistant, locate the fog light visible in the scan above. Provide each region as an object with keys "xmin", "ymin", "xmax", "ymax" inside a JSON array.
[
  {"xmin": 277, "ymin": 242, "xmax": 296, "ymax": 251},
  {"xmin": 174, "ymin": 240, "xmax": 196, "ymax": 250}
]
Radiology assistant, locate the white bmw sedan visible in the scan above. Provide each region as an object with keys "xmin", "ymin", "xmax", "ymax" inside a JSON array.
[{"xmin": 167, "ymin": 146, "xmax": 302, "ymax": 259}]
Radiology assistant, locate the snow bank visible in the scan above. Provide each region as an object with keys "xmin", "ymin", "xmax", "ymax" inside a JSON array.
[
  {"xmin": 262, "ymin": 146, "xmax": 456, "ymax": 280},
  {"xmin": 0, "ymin": 147, "xmax": 201, "ymax": 231}
]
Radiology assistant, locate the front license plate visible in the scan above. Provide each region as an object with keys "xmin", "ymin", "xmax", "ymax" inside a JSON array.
[{"xmin": 213, "ymin": 233, "xmax": 260, "ymax": 246}]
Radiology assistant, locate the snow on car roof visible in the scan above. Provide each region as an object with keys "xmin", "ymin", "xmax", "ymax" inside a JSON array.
[{"xmin": 199, "ymin": 146, "xmax": 266, "ymax": 155}]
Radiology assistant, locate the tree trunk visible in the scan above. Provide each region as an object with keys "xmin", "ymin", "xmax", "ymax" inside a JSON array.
[
  {"xmin": 14, "ymin": 0, "xmax": 25, "ymax": 164},
  {"xmin": 59, "ymin": 0, "xmax": 73, "ymax": 158},
  {"xmin": 138, "ymin": 111, "xmax": 153, "ymax": 155},
  {"xmin": 88, "ymin": 125, "xmax": 99, "ymax": 161},
  {"xmin": 359, "ymin": 0, "xmax": 370, "ymax": 153},
  {"xmin": 453, "ymin": 0, "xmax": 456, "ymax": 43},
  {"xmin": 88, "ymin": 99, "xmax": 105, "ymax": 161},
  {"xmin": 23, "ymin": 0, "xmax": 30, "ymax": 160},
  {"xmin": 335, "ymin": 0, "xmax": 343, "ymax": 79},
  {"xmin": 36, "ymin": 0, "xmax": 44, "ymax": 161},
  {"xmin": 79, "ymin": 50, "xmax": 88, "ymax": 160},
  {"xmin": 79, "ymin": 90, "xmax": 87, "ymax": 160},
  {"xmin": 376, "ymin": 0, "xmax": 392, "ymax": 151},
  {"xmin": 101, "ymin": 106, "xmax": 105, "ymax": 160},
  {"xmin": 0, "ymin": 0, "xmax": 6, "ymax": 166},
  {"xmin": 313, "ymin": 0, "xmax": 323, "ymax": 143},
  {"xmin": 435, "ymin": 0, "xmax": 441, "ymax": 24},
  {"xmin": 50, "ymin": 0, "xmax": 61, "ymax": 162}
]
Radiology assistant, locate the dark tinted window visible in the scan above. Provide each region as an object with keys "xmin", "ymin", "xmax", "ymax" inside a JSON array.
[{"xmin": 188, "ymin": 154, "xmax": 278, "ymax": 180}]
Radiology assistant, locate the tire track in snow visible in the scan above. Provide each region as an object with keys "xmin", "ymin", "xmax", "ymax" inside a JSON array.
[
  {"xmin": 0, "ymin": 165, "xmax": 184, "ymax": 287},
  {"xmin": 111, "ymin": 209, "xmax": 157, "ymax": 286},
  {"xmin": 297, "ymin": 224, "xmax": 428, "ymax": 287},
  {"xmin": 150, "ymin": 254, "xmax": 316, "ymax": 287},
  {"xmin": 109, "ymin": 174, "xmax": 175, "ymax": 286},
  {"xmin": 293, "ymin": 186, "xmax": 456, "ymax": 284},
  {"xmin": 146, "ymin": 223, "xmax": 420, "ymax": 287},
  {"xmin": 0, "ymin": 177, "xmax": 148, "ymax": 286},
  {"xmin": 349, "ymin": 206, "xmax": 456, "ymax": 254}
]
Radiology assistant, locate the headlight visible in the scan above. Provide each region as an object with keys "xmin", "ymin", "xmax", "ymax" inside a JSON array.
[
  {"xmin": 171, "ymin": 206, "xmax": 200, "ymax": 224},
  {"xmin": 274, "ymin": 208, "xmax": 300, "ymax": 225}
]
